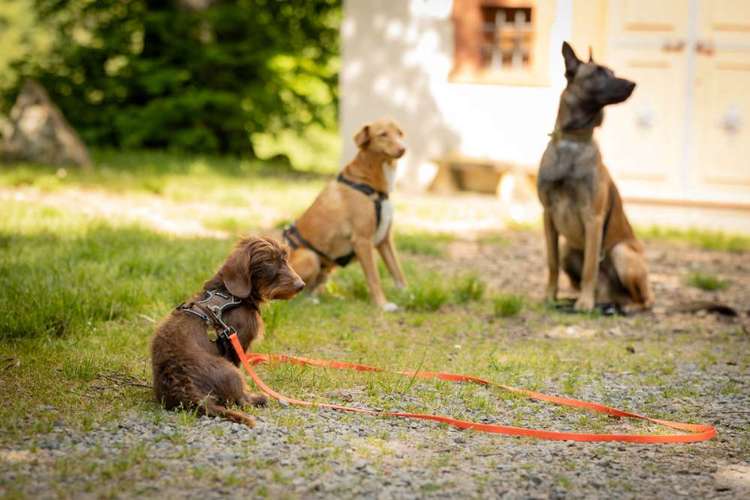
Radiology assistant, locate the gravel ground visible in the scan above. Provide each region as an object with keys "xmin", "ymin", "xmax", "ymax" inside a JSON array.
[
  {"xmin": 2, "ymin": 232, "xmax": 749, "ymax": 499},
  {"xmin": 3, "ymin": 366, "xmax": 748, "ymax": 500}
]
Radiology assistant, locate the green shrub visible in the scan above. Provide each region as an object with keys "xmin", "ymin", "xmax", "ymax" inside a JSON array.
[
  {"xmin": 452, "ymin": 274, "xmax": 486, "ymax": 304},
  {"xmin": 492, "ymin": 294, "xmax": 524, "ymax": 318},
  {"xmin": 6, "ymin": 0, "xmax": 340, "ymax": 156},
  {"xmin": 393, "ymin": 274, "xmax": 449, "ymax": 312},
  {"xmin": 687, "ymin": 272, "xmax": 728, "ymax": 291},
  {"xmin": 326, "ymin": 267, "xmax": 370, "ymax": 302}
]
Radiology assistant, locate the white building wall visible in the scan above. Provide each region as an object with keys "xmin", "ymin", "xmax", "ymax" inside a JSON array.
[{"xmin": 340, "ymin": 0, "xmax": 573, "ymax": 190}]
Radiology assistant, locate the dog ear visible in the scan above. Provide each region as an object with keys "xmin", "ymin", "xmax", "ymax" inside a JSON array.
[
  {"xmin": 562, "ymin": 41, "xmax": 581, "ymax": 80},
  {"xmin": 354, "ymin": 125, "xmax": 370, "ymax": 149},
  {"xmin": 588, "ymin": 46, "xmax": 594, "ymax": 63},
  {"xmin": 219, "ymin": 244, "xmax": 252, "ymax": 298}
]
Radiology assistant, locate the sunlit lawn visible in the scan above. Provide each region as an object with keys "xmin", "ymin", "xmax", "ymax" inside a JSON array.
[{"xmin": 0, "ymin": 150, "xmax": 747, "ymax": 447}]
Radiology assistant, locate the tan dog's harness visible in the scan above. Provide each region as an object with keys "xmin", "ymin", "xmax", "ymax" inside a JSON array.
[
  {"xmin": 283, "ymin": 174, "xmax": 389, "ymax": 268},
  {"xmin": 177, "ymin": 289, "xmax": 246, "ymax": 356}
]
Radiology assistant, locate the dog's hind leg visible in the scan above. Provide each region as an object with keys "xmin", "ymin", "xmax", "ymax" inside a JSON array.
[
  {"xmin": 178, "ymin": 358, "xmax": 265, "ymax": 427},
  {"xmin": 563, "ymin": 244, "xmax": 622, "ymax": 305},
  {"xmin": 610, "ymin": 242, "xmax": 653, "ymax": 312},
  {"xmin": 208, "ymin": 361, "xmax": 268, "ymax": 409},
  {"xmin": 202, "ymin": 400, "xmax": 257, "ymax": 427},
  {"xmin": 161, "ymin": 374, "xmax": 258, "ymax": 427}
]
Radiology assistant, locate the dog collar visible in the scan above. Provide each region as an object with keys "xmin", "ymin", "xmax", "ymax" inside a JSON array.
[{"xmin": 549, "ymin": 128, "xmax": 594, "ymax": 144}]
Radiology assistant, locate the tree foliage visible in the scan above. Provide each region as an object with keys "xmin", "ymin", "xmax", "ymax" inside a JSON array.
[{"xmin": 7, "ymin": 0, "xmax": 340, "ymax": 154}]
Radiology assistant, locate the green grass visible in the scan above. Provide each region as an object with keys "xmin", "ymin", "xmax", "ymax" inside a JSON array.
[
  {"xmin": 639, "ymin": 226, "xmax": 750, "ymax": 253},
  {"xmin": 0, "ymin": 149, "xmax": 326, "ymax": 219},
  {"xmin": 686, "ymin": 272, "xmax": 729, "ymax": 291},
  {"xmin": 492, "ymin": 294, "xmax": 524, "ymax": 318},
  {"xmin": 394, "ymin": 231, "xmax": 455, "ymax": 257},
  {"xmin": 1, "ymin": 152, "xmax": 749, "ymax": 496},
  {"xmin": 2, "ymin": 197, "xmax": 697, "ymax": 440},
  {"xmin": 452, "ymin": 273, "xmax": 486, "ymax": 304},
  {"xmin": 0, "ymin": 201, "xmax": 229, "ymax": 339},
  {"xmin": 394, "ymin": 274, "xmax": 450, "ymax": 311}
]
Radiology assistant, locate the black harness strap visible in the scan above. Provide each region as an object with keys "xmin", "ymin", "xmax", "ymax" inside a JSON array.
[
  {"xmin": 281, "ymin": 175, "xmax": 389, "ymax": 269},
  {"xmin": 283, "ymin": 225, "xmax": 329, "ymax": 261},
  {"xmin": 336, "ymin": 174, "xmax": 388, "ymax": 228},
  {"xmin": 177, "ymin": 289, "xmax": 244, "ymax": 357},
  {"xmin": 283, "ymin": 224, "xmax": 355, "ymax": 268}
]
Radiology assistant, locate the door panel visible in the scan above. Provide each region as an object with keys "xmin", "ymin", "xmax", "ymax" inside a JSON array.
[
  {"xmin": 698, "ymin": 0, "xmax": 750, "ymax": 44},
  {"xmin": 598, "ymin": 49, "xmax": 686, "ymax": 196},
  {"xmin": 608, "ymin": 0, "xmax": 689, "ymax": 43},
  {"xmin": 690, "ymin": 45, "xmax": 750, "ymax": 201},
  {"xmin": 603, "ymin": 0, "xmax": 750, "ymax": 206},
  {"xmin": 600, "ymin": 0, "xmax": 690, "ymax": 199}
]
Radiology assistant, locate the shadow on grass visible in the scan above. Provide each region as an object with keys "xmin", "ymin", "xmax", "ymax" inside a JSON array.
[{"xmin": 0, "ymin": 224, "xmax": 232, "ymax": 339}]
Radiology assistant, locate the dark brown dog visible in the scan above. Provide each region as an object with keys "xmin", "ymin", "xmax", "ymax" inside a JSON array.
[
  {"xmin": 537, "ymin": 42, "xmax": 653, "ymax": 313},
  {"xmin": 284, "ymin": 119, "xmax": 407, "ymax": 311},
  {"xmin": 151, "ymin": 237, "xmax": 304, "ymax": 426}
]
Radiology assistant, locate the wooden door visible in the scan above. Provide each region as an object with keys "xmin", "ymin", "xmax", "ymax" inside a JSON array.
[
  {"xmin": 597, "ymin": 0, "xmax": 691, "ymax": 201},
  {"xmin": 691, "ymin": 0, "xmax": 750, "ymax": 205}
]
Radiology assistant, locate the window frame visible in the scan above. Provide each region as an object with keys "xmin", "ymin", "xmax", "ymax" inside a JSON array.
[{"xmin": 450, "ymin": 0, "xmax": 555, "ymax": 86}]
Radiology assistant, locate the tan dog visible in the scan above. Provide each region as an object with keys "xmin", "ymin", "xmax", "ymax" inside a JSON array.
[
  {"xmin": 151, "ymin": 237, "xmax": 304, "ymax": 426},
  {"xmin": 284, "ymin": 119, "xmax": 407, "ymax": 311},
  {"xmin": 538, "ymin": 42, "xmax": 653, "ymax": 313}
]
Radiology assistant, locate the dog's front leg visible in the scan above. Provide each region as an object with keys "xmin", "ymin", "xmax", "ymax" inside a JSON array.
[
  {"xmin": 352, "ymin": 236, "xmax": 395, "ymax": 311},
  {"xmin": 575, "ymin": 213, "xmax": 604, "ymax": 311},
  {"xmin": 543, "ymin": 210, "xmax": 560, "ymax": 302},
  {"xmin": 377, "ymin": 230, "xmax": 406, "ymax": 289}
]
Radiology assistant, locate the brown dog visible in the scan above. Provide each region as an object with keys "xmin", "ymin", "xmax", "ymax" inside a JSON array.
[
  {"xmin": 151, "ymin": 237, "xmax": 304, "ymax": 426},
  {"xmin": 284, "ymin": 119, "xmax": 407, "ymax": 311},
  {"xmin": 537, "ymin": 42, "xmax": 653, "ymax": 313}
]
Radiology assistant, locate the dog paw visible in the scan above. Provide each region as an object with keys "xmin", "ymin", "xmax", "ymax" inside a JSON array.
[
  {"xmin": 394, "ymin": 281, "xmax": 407, "ymax": 290},
  {"xmin": 544, "ymin": 287, "xmax": 558, "ymax": 303},
  {"xmin": 574, "ymin": 296, "xmax": 595, "ymax": 312},
  {"xmin": 246, "ymin": 393, "xmax": 268, "ymax": 407},
  {"xmin": 381, "ymin": 302, "xmax": 399, "ymax": 312}
]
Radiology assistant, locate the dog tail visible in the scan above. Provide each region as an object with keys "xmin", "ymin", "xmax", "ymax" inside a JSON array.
[{"xmin": 202, "ymin": 401, "xmax": 257, "ymax": 427}]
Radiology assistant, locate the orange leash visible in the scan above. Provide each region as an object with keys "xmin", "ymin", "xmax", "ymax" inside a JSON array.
[{"xmin": 229, "ymin": 334, "xmax": 716, "ymax": 443}]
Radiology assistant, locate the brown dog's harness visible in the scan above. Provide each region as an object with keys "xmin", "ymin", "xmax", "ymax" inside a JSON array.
[
  {"xmin": 282, "ymin": 174, "xmax": 389, "ymax": 268},
  {"xmin": 177, "ymin": 288, "xmax": 245, "ymax": 357}
]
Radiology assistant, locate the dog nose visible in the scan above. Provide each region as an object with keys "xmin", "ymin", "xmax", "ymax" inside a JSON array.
[
  {"xmin": 294, "ymin": 279, "xmax": 305, "ymax": 292},
  {"xmin": 626, "ymin": 81, "xmax": 636, "ymax": 92},
  {"xmin": 395, "ymin": 147, "xmax": 406, "ymax": 158}
]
